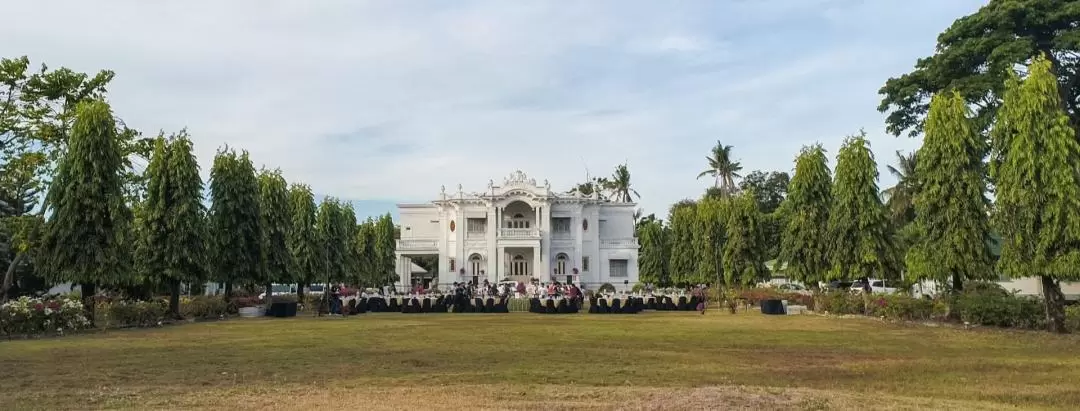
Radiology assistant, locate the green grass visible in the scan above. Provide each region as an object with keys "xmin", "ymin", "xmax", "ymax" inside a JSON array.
[{"xmin": 2, "ymin": 312, "xmax": 1079, "ymax": 410}]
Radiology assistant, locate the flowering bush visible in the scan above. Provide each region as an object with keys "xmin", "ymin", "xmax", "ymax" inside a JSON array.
[
  {"xmin": 180, "ymin": 296, "xmax": 229, "ymax": 320},
  {"xmin": 103, "ymin": 299, "xmax": 168, "ymax": 328},
  {"xmin": 815, "ymin": 291, "xmax": 864, "ymax": 315},
  {"xmin": 953, "ymin": 287, "xmax": 1045, "ymax": 329},
  {"xmin": 0, "ymin": 296, "xmax": 91, "ymax": 336},
  {"xmin": 865, "ymin": 294, "xmax": 936, "ymax": 321}
]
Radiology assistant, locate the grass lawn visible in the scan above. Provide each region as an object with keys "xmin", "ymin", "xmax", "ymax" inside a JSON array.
[{"xmin": 2, "ymin": 312, "xmax": 1079, "ymax": 410}]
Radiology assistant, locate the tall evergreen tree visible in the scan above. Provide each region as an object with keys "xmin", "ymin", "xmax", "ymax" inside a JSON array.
[
  {"xmin": 776, "ymin": 144, "xmax": 833, "ymax": 288},
  {"xmin": 373, "ymin": 213, "xmax": 398, "ymax": 286},
  {"xmin": 635, "ymin": 217, "xmax": 668, "ymax": 286},
  {"xmin": 692, "ymin": 197, "xmax": 727, "ymax": 286},
  {"xmin": 666, "ymin": 200, "xmax": 697, "ymax": 286},
  {"xmin": 340, "ymin": 203, "xmax": 360, "ymax": 283},
  {"xmin": 316, "ymin": 198, "xmax": 348, "ymax": 286},
  {"xmin": 907, "ymin": 92, "xmax": 994, "ymax": 292},
  {"xmin": 137, "ymin": 132, "xmax": 207, "ymax": 317},
  {"xmin": 826, "ymin": 132, "xmax": 900, "ymax": 281},
  {"xmin": 722, "ymin": 191, "xmax": 768, "ymax": 287},
  {"xmin": 990, "ymin": 55, "xmax": 1080, "ymax": 333},
  {"xmin": 354, "ymin": 218, "xmax": 378, "ymax": 286},
  {"xmin": 39, "ymin": 100, "xmax": 132, "ymax": 324},
  {"xmin": 286, "ymin": 183, "xmax": 318, "ymax": 300},
  {"xmin": 258, "ymin": 169, "xmax": 291, "ymax": 299},
  {"xmin": 208, "ymin": 148, "xmax": 261, "ymax": 300}
]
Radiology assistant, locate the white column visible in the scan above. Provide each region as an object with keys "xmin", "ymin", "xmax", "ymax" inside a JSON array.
[
  {"xmin": 497, "ymin": 245, "xmax": 506, "ymax": 280},
  {"xmin": 533, "ymin": 247, "xmax": 541, "ymax": 281},
  {"xmin": 487, "ymin": 204, "xmax": 498, "ymax": 282}
]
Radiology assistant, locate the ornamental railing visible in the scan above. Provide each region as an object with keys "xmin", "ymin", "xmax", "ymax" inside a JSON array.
[
  {"xmin": 396, "ymin": 239, "xmax": 438, "ymax": 250},
  {"xmin": 499, "ymin": 228, "xmax": 540, "ymax": 239},
  {"xmin": 599, "ymin": 238, "xmax": 638, "ymax": 248}
]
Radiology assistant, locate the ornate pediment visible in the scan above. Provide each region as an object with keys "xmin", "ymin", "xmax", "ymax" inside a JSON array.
[{"xmin": 503, "ymin": 170, "xmax": 536, "ymax": 186}]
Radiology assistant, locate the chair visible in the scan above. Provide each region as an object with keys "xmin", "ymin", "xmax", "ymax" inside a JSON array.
[
  {"xmin": 588, "ymin": 297, "xmax": 599, "ymax": 314},
  {"xmin": 545, "ymin": 299, "xmax": 557, "ymax": 314},
  {"xmin": 388, "ymin": 298, "xmax": 400, "ymax": 312},
  {"xmin": 474, "ymin": 298, "xmax": 485, "ymax": 313},
  {"xmin": 611, "ymin": 299, "xmax": 622, "ymax": 313},
  {"xmin": 355, "ymin": 298, "xmax": 367, "ymax": 314},
  {"xmin": 497, "ymin": 297, "xmax": 509, "ymax": 313},
  {"xmin": 485, "ymin": 298, "xmax": 496, "ymax": 312},
  {"xmin": 677, "ymin": 296, "xmax": 688, "ymax": 311},
  {"xmin": 530, "ymin": 298, "xmax": 542, "ymax": 313},
  {"xmin": 599, "ymin": 298, "xmax": 610, "ymax": 314},
  {"xmin": 557, "ymin": 299, "xmax": 569, "ymax": 314}
]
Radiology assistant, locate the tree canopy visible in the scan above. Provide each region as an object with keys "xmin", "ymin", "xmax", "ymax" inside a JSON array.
[
  {"xmin": 879, "ymin": 0, "xmax": 1080, "ymax": 138},
  {"xmin": 826, "ymin": 132, "xmax": 900, "ymax": 281},
  {"xmin": 208, "ymin": 148, "xmax": 261, "ymax": 298},
  {"xmin": 776, "ymin": 144, "xmax": 832, "ymax": 287},
  {"xmin": 906, "ymin": 91, "xmax": 994, "ymax": 291},
  {"xmin": 990, "ymin": 55, "xmax": 1080, "ymax": 333}
]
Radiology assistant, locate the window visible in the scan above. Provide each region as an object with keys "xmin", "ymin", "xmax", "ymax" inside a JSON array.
[
  {"xmin": 506, "ymin": 213, "xmax": 531, "ymax": 229},
  {"xmin": 511, "ymin": 255, "xmax": 528, "ymax": 276},
  {"xmin": 609, "ymin": 259, "xmax": 628, "ymax": 278},
  {"xmin": 555, "ymin": 253, "xmax": 568, "ymax": 275},
  {"xmin": 467, "ymin": 218, "xmax": 486, "ymax": 234},
  {"xmin": 552, "ymin": 218, "xmax": 571, "ymax": 233},
  {"xmin": 470, "ymin": 255, "xmax": 483, "ymax": 275},
  {"xmin": 449, "ymin": 258, "xmax": 455, "ymax": 272},
  {"xmin": 582, "ymin": 256, "xmax": 590, "ymax": 272}
]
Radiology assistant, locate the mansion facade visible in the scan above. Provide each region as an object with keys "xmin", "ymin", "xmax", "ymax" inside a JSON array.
[{"xmin": 395, "ymin": 171, "xmax": 639, "ymax": 290}]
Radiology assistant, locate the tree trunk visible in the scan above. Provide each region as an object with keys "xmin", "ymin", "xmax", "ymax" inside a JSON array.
[
  {"xmin": 297, "ymin": 282, "xmax": 306, "ymax": 305},
  {"xmin": 265, "ymin": 282, "xmax": 273, "ymax": 303},
  {"xmin": 950, "ymin": 273, "xmax": 963, "ymax": 293},
  {"xmin": 81, "ymin": 283, "xmax": 96, "ymax": 328},
  {"xmin": 223, "ymin": 281, "xmax": 233, "ymax": 302},
  {"xmin": 1, "ymin": 252, "xmax": 25, "ymax": 303},
  {"xmin": 1041, "ymin": 275, "xmax": 1068, "ymax": 334},
  {"xmin": 169, "ymin": 279, "xmax": 181, "ymax": 320}
]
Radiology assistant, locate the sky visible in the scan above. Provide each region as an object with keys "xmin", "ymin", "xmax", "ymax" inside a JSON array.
[{"xmin": 3, "ymin": 0, "xmax": 989, "ymax": 221}]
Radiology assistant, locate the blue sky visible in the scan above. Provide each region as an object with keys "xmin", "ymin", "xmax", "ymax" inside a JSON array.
[{"xmin": 2, "ymin": 0, "xmax": 988, "ymax": 221}]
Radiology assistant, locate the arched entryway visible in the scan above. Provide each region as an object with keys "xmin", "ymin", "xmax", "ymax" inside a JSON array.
[
  {"xmin": 469, "ymin": 253, "xmax": 484, "ymax": 285},
  {"xmin": 554, "ymin": 253, "xmax": 568, "ymax": 275},
  {"xmin": 510, "ymin": 254, "xmax": 528, "ymax": 276}
]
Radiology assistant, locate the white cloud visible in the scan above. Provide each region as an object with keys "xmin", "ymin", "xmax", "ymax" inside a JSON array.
[{"xmin": 1, "ymin": 0, "xmax": 988, "ymax": 218}]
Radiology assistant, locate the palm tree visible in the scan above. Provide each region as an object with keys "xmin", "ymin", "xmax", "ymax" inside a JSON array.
[
  {"xmin": 696, "ymin": 141, "xmax": 742, "ymax": 196},
  {"xmin": 883, "ymin": 150, "xmax": 918, "ymax": 225},
  {"xmin": 607, "ymin": 163, "xmax": 640, "ymax": 203}
]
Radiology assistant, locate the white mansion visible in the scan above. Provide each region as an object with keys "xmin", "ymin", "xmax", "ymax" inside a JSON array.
[{"xmin": 395, "ymin": 171, "xmax": 639, "ymax": 290}]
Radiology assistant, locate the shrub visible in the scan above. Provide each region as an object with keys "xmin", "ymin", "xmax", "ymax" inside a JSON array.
[
  {"xmin": 631, "ymin": 283, "xmax": 645, "ymax": 293},
  {"xmin": 953, "ymin": 287, "xmax": 1045, "ymax": 329},
  {"xmin": 180, "ymin": 296, "xmax": 229, "ymax": 320},
  {"xmin": 1066, "ymin": 305, "xmax": 1080, "ymax": 333},
  {"xmin": 815, "ymin": 291, "xmax": 863, "ymax": 315},
  {"xmin": 865, "ymin": 294, "xmax": 935, "ymax": 321},
  {"xmin": 598, "ymin": 283, "xmax": 616, "ymax": 294},
  {"xmin": 104, "ymin": 299, "xmax": 168, "ymax": 328},
  {"xmin": 0, "ymin": 296, "xmax": 91, "ymax": 336}
]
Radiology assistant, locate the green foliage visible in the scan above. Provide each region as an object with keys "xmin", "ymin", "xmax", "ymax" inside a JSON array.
[
  {"xmin": 693, "ymin": 197, "xmax": 728, "ymax": 285},
  {"xmin": 339, "ymin": 203, "xmax": 359, "ymax": 282},
  {"xmin": 721, "ymin": 192, "xmax": 768, "ymax": 287},
  {"xmin": 286, "ymin": 184, "xmax": 319, "ymax": 287},
  {"xmin": 137, "ymin": 132, "xmax": 207, "ymax": 287},
  {"xmin": 814, "ymin": 291, "xmax": 864, "ymax": 315},
  {"xmin": 738, "ymin": 170, "xmax": 790, "ymax": 214},
  {"xmin": 826, "ymin": 132, "xmax": 900, "ymax": 281},
  {"xmin": 697, "ymin": 141, "xmax": 742, "ymax": 195},
  {"xmin": 879, "ymin": 0, "xmax": 1080, "ymax": 138},
  {"xmin": 373, "ymin": 213, "xmax": 397, "ymax": 285},
  {"xmin": 864, "ymin": 294, "xmax": 938, "ymax": 322},
  {"xmin": 353, "ymin": 218, "xmax": 377, "ymax": 286},
  {"xmin": 208, "ymin": 148, "xmax": 261, "ymax": 292},
  {"xmin": 906, "ymin": 92, "xmax": 994, "ymax": 288},
  {"xmin": 258, "ymin": 169, "xmax": 291, "ymax": 285},
  {"xmin": 316, "ymin": 198, "xmax": 348, "ymax": 283},
  {"xmin": 635, "ymin": 217, "xmax": 667, "ymax": 285},
  {"xmin": 990, "ymin": 55, "xmax": 1080, "ymax": 333},
  {"xmin": 179, "ymin": 295, "xmax": 229, "ymax": 320},
  {"xmin": 666, "ymin": 200, "xmax": 698, "ymax": 285},
  {"xmin": 39, "ymin": 100, "xmax": 132, "ymax": 286},
  {"xmin": 953, "ymin": 285, "xmax": 1046, "ymax": 329},
  {"xmin": 883, "ymin": 151, "xmax": 918, "ymax": 226},
  {"xmin": 607, "ymin": 163, "xmax": 639, "ymax": 203},
  {"xmin": 104, "ymin": 299, "xmax": 168, "ymax": 328},
  {"xmin": 777, "ymin": 144, "xmax": 832, "ymax": 286}
]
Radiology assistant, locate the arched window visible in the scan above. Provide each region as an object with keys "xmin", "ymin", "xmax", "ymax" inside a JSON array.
[
  {"xmin": 469, "ymin": 254, "xmax": 483, "ymax": 276},
  {"xmin": 506, "ymin": 213, "xmax": 530, "ymax": 229},
  {"xmin": 511, "ymin": 255, "xmax": 527, "ymax": 276},
  {"xmin": 554, "ymin": 253, "xmax": 568, "ymax": 275}
]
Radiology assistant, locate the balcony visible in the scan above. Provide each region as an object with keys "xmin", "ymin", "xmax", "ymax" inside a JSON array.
[
  {"xmin": 396, "ymin": 239, "xmax": 438, "ymax": 251},
  {"xmin": 499, "ymin": 228, "xmax": 540, "ymax": 239},
  {"xmin": 599, "ymin": 238, "xmax": 638, "ymax": 249}
]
